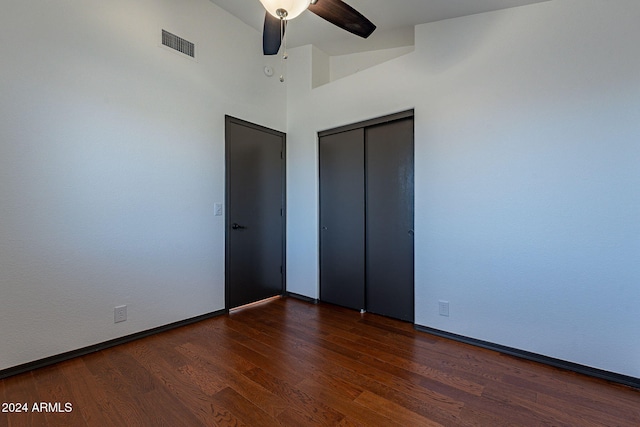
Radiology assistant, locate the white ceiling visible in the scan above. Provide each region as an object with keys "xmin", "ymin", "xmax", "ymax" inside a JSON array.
[{"xmin": 208, "ymin": 0, "xmax": 550, "ymax": 55}]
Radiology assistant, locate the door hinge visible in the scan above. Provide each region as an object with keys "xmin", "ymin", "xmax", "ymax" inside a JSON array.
[{"xmin": 280, "ymin": 151, "xmax": 283, "ymax": 159}]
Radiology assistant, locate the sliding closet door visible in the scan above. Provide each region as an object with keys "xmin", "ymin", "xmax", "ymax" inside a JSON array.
[
  {"xmin": 366, "ymin": 118, "xmax": 414, "ymax": 322},
  {"xmin": 319, "ymin": 129, "xmax": 366, "ymax": 311}
]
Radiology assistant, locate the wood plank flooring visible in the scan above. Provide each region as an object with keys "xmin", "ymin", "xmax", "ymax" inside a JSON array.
[{"xmin": 1, "ymin": 297, "xmax": 638, "ymax": 426}]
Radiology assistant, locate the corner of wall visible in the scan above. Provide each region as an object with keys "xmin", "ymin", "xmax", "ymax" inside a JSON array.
[{"xmin": 312, "ymin": 46, "xmax": 331, "ymax": 89}]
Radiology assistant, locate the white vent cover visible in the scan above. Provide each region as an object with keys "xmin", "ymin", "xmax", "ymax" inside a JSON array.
[{"xmin": 161, "ymin": 30, "xmax": 195, "ymax": 58}]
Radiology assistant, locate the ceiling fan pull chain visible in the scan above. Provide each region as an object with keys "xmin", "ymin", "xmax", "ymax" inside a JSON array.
[
  {"xmin": 283, "ymin": 19, "xmax": 288, "ymax": 60},
  {"xmin": 279, "ymin": 18, "xmax": 288, "ymax": 83}
]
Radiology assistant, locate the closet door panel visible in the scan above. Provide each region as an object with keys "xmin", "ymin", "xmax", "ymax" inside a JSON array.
[
  {"xmin": 365, "ymin": 118, "xmax": 415, "ymax": 321},
  {"xmin": 319, "ymin": 129, "xmax": 366, "ymax": 310}
]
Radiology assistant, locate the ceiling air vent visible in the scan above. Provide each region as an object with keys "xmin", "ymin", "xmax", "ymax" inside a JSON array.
[{"xmin": 161, "ymin": 29, "xmax": 195, "ymax": 58}]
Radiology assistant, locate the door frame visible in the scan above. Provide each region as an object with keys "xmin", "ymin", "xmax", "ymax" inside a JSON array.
[{"xmin": 225, "ymin": 115, "xmax": 286, "ymax": 310}]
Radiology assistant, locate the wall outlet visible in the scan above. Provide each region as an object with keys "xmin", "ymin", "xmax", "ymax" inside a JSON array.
[
  {"xmin": 114, "ymin": 305, "xmax": 127, "ymax": 323},
  {"xmin": 438, "ymin": 300, "xmax": 450, "ymax": 317}
]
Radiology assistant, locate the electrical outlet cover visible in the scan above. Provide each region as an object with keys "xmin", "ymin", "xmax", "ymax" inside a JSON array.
[{"xmin": 114, "ymin": 305, "xmax": 127, "ymax": 323}]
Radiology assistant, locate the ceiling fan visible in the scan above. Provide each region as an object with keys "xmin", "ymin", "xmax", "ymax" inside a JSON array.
[{"xmin": 260, "ymin": 0, "xmax": 376, "ymax": 55}]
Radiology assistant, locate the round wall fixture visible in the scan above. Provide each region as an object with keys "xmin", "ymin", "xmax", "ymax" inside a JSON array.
[{"xmin": 263, "ymin": 65, "xmax": 274, "ymax": 77}]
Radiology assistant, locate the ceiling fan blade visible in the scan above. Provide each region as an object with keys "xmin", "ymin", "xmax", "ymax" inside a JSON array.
[
  {"xmin": 308, "ymin": 0, "xmax": 376, "ymax": 39},
  {"xmin": 263, "ymin": 12, "xmax": 283, "ymax": 55}
]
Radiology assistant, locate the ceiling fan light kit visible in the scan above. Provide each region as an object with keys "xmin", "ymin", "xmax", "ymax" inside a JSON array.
[{"xmin": 259, "ymin": 0, "xmax": 311, "ymax": 20}]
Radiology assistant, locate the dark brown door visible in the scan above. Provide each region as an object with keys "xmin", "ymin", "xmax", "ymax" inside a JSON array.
[
  {"xmin": 225, "ymin": 116, "xmax": 285, "ymax": 309},
  {"xmin": 318, "ymin": 111, "xmax": 414, "ymax": 322},
  {"xmin": 319, "ymin": 128, "xmax": 366, "ymax": 311},
  {"xmin": 365, "ymin": 118, "xmax": 414, "ymax": 322}
]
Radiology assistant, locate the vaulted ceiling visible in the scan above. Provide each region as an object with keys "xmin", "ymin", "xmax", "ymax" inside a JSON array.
[{"xmin": 209, "ymin": 0, "xmax": 550, "ymax": 55}]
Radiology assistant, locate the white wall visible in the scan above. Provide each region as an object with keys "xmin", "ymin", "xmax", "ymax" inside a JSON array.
[
  {"xmin": 0, "ymin": 0, "xmax": 285, "ymax": 370},
  {"xmin": 286, "ymin": 0, "xmax": 640, "ymax": 378},
  {"xmin": 329, "ymin": 46, "xmax": 415, "ymax": 83}
]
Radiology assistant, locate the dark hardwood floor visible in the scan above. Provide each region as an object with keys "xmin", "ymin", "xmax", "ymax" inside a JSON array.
[{"xmin": 1, "ymin": 297, "xmax": 638, "ymax": 426}]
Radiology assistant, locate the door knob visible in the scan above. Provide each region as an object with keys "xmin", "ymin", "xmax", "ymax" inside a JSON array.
[
  {"xmin": 408, "ymin": 229, "xmax": 414, "ymax": 236},
  {"xmin": 232, "ymin": 223, "xmax": 246, "ymax": 230}
]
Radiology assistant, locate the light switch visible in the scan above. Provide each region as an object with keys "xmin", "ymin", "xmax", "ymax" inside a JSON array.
[{"xmin": 214, "ymin": 203, "xmax": 223, "ymax": 216}]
